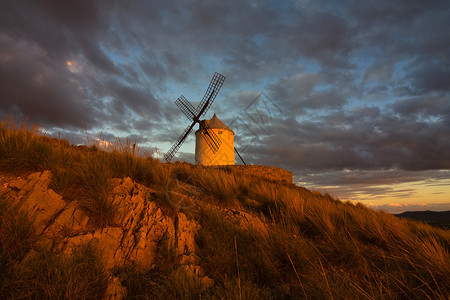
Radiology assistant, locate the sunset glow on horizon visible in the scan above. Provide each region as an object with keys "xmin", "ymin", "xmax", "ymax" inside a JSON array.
[{"xmin": 309, "ymin": 177, "xmax": 450, "ymax": 213}]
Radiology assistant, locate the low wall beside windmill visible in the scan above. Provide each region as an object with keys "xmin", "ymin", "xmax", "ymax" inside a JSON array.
[{"xmin": 220, "ymin": 165, "xmax": 293, "ymax": 184}]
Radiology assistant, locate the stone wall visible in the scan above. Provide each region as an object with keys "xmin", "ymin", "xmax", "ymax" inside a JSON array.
[{"xmin": 223, "ymin": 165, "xmax": 293, "ymax": 183}]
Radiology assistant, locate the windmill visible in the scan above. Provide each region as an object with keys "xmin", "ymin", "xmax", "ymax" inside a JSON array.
[{"xmin": 164, "ymin": 72, "xmax": 246, "ymax": 165}]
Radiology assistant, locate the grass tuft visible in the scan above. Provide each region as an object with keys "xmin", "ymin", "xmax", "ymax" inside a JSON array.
[
  {"xmin": 0, "ymin": 193, "xmax": 107, "ymax": 299},
  {"xmin": 75, "ymin": 152, "xmax": 115, "ymax": 227},
  {"xmin": 1, "ymin": 245, "xmax": 107, "ymax": 299},
  {"xmin": 0, "ymin": 196, "xmax": 36, "ymax": 262}
]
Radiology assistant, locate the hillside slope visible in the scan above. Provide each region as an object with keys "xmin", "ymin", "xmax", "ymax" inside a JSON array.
[{"xmin": 0, "ymin": 120, "xmax": 449, "ymax": 299}]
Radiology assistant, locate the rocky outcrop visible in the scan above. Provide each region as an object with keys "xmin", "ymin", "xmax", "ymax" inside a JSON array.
[
  {"xmin": 2, "ymin": 170, "xmax": 67, "ymax": 235},
  {"xmin": 200, "ymin": 204, "xmax": 269, "ymax": 236},
  {"xmin": 0, "ymin": 171, "xmax": 213, "ymax": 299},
  {"xmin": 222, "ymin": 208, "xmax": 268, "ymax": 236},
  {"xmin": 58, "ymin": 177, "xmax": 201, "ymax": 271}
]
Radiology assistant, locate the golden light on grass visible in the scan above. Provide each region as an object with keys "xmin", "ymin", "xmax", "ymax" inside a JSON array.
[{"xmin": 1, "ymin": 117, "xmax": 449, "ymax": 299}]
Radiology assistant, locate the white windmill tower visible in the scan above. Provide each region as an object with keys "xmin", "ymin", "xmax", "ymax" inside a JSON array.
[
  {"xmin": 195, "ymin": 114, "xmax": 234, "ymax": 165},
  {"xmin": 164, "ymin": 72, "xmax": 246, "ymax": 166}
]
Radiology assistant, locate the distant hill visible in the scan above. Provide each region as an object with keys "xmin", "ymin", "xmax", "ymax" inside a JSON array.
[{"xmin": 395, "ymin": 211, "xmax": 450, "ymax": 229}]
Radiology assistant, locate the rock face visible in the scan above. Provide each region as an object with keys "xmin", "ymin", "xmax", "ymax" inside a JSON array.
[
  {"xmin": 2, "ymin": 171, "xmax": 65, "ymax": 234},
  {"xmin": 0, "ymin": 171, "xmax": 213, "ymax": 299}
]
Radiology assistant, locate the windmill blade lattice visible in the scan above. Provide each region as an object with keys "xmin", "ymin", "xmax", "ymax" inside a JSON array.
[
  {"xmin": 196, "ymin": 72, "xmax": 226, "ymax": 116},
  {"xmin": 175, "ymin": 95, "xmax": 197, "ymax": 120},
  {"xmin": 199, "ymin": 121, "xmax": 222, "ymax": 154},
  {"xmin": 164, "ymin": 122, "xmax": 196, "ymax": 162}
]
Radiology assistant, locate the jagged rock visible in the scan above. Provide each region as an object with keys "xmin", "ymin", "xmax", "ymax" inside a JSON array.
[
  {"xmin": 109, "ymin": 178, "xmax": 176, "ymax": 269},
  {"xmin": 111, "ymin": 177, "xmax": 134, "ymax": 195},
  {"xmin": 223, "ymin": 208, "xmax": 268, "ymax": 235},
  {"xmin": 3, "ymin": 173, "xmax": 212, "ymax": 298},
  {"xmin": 202, "ymin": 203, "xmax": 268, "ymax": 236},
  {"xmin": 103, "ymin": 276, "xmax": 127, "ymax": 300},
  {"xmin": 62, "ymin": 227, "xmax": 126, "ymax": 270},
  {"xmin": 3, "ymin": 171, "xmax": 67, "ymax": 234},
  {"xmin": 44, "ymin": 202, "xmax": 90, "ymax": 237},
  {"xmin": 53, "ymin": 177, "xmax": 201, "ymax": 272},
  {"xmin": 108, "ymin": 178, "xmax": 200, "ymax": 268},
  {"xmin": 175, "ymin": 212, "xmax": 199, "ymax": 264}
]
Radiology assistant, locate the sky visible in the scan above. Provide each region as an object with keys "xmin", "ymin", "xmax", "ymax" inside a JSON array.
[{"xmin": 1, "ymin": 0, "xmax": 449, "ymax": 213}]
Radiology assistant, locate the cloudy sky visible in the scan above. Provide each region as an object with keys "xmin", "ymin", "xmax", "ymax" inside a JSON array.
[{"xmin": 1, "ymin": 0, "xmax": 449, "ymax": 213}]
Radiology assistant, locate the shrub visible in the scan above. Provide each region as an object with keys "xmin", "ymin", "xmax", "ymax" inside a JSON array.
[{"xmin": 75, "ymin": 152, "xmax": 115, "ymax": 227}]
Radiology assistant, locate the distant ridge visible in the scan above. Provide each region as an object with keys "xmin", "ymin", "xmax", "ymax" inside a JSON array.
[{"xmin": 395, "ymin": 210, "xmax": 450, "ymax": 229}]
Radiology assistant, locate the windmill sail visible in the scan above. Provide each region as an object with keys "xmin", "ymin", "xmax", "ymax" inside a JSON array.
[
  {"xmin": 164, "ymin": 122, "xmax": 196, "ymax": 162},
  {"xmin": 196, "ymin": 72, "xmax": 226, "ymax": 116},
  {"xmin": 175, "ymin": 95, "xmax": 197, "ymax": 120}
]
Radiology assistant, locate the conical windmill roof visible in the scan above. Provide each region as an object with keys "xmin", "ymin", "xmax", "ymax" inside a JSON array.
[{"xmin": 201, "ymin": 114, "xmax": 234, "ymax": 133}]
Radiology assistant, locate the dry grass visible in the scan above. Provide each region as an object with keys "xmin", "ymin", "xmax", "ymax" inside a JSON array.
[
  {"xmin": 1, "ymin": 245, "xmax": 107, "ymax": 299},
  {"xmin": 0, "ymin": 197, "xmax": 37, "ymax": 263},
  {"xmin": 0, "ymin": 117, "xmax": 171, "ymax": 227},
  {"xmin": 183, "ymin": 160, "xmax": 450, "ymax": 299},
  {"xmin": 1, "ymin": 117, "xmax": 449, "ymax": 299},
  {"xmin": 0, "ymin": 195, "xmax": 107, "ymax": 299},
  {"xmin": 113, "ymin": 237, "xmax": 206, "ymax": 299}
]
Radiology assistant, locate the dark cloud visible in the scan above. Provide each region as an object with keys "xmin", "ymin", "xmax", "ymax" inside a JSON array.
[
  {"xmin": 233, "ymin": 95, "xmax": 450, "ymax": 177},
  {"xmin": 268, "ymin": 74, "xmax": 348, "ymax": 112},
  {"xmin": 362, "ymin": 57, "xmax": 397, "ymax": 84},
  {"xmin": 1, "ymin": 0, "xmax": 449, "ymax": 208},
  {"xmin": 0, "ymin": 37, "xmax": 99, "ymax": 128},
  {"xmin": 0, "ymin": 0, "xmax": 105, "ymax": 62},
  {"xmin": 105, "ymin": 81, "xmax": 160, "ymax": 118},
  {"xmin": 79, "ymin": 38, "xmax": 117, "ymax": 74},
  {"xmin": 281, "ymin": 10, "xmax": 354, "ymax": 68},
  {"xmin": 409, "ymin": 63, "xmax": 450, "ymax": 93},
  {"xmin": 0, "ymin": 0, "xmax": 113, "ymax": 128},
  {"xmin": 299, "ymin": 169, "xmax": 450, "ymax": 187}
]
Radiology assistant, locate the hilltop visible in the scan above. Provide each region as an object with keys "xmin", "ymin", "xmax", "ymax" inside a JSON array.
[{"xmin": 0, "ymin": 120, "xmax": 449, "ymax": 299}]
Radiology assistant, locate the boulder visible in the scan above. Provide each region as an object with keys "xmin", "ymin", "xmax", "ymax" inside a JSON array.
[
  {"xmin": 5, "ymin": 171, "xmax": 67, "ymax": 234},
  {"xmin": 44, "ymin": 202, "xmax": 90, "ymax": 237}
]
